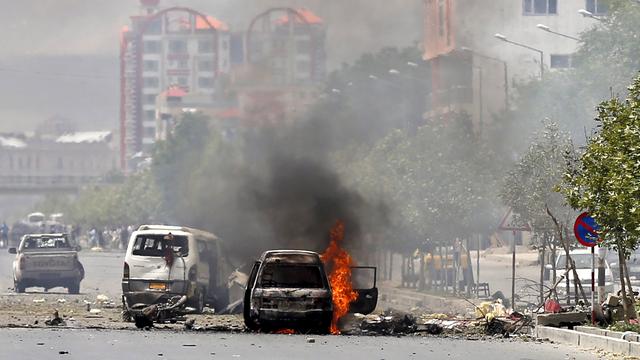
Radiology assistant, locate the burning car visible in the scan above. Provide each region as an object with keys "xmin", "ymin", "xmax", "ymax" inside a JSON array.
[{"xmin": 243, "ymin": 249, "xmax": 378, "ymax": 333}]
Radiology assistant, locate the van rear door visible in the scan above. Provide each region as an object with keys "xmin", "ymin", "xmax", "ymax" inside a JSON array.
[
  {"xmin": 128, "ymin": 234, "xmax": 189, "ymax": 282},
  {"xmin": 349, "ymin": 266, "xmax": 378, "ymax": 314}
]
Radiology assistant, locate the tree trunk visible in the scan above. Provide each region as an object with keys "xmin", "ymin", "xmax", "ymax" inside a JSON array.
[
  {"xmin": 617, "ymin": 244, "xmax": 630, "ymax": 323},
  {"xmin": 623, "ymin": 256, "xmax": 635, "ymax": 305},
  {"xmin": 438, "ymin": 245, "xmax": 444, "ymax": 291},
  {"xmin": 445, "ymin": 245, "xmax": 450, "ymax": 293},
  {"xmin": 465, "ymin": 238, "xmax": 474, "ymax": 297},
  {"xmin": 552, "ymin": 235, "xmax": 557, "ymax": 285},
  {"xmin": 539, "ymin": 235, "xmax": 547, "ymax": 306},
  {"xmin": 389, "ymin": 251, "xmax": 394, "ymax": 283},
  {"xmin": 418, "ymin": 251, "xmax": 426, "ymax": 291}
]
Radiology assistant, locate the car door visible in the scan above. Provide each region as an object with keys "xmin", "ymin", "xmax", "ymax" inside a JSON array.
[
  {"xmin": 243, "ymin": 261, "xmax": 261, "ymax": 329},
  {"xmin": 349, "ymin": 266, "xmax": 378, "ymax": 314}
]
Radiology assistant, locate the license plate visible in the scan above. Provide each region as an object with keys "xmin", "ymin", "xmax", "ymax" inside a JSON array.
[{"xmin": 149, "ymin": 283, "xmax": 167, "ymax": 290}]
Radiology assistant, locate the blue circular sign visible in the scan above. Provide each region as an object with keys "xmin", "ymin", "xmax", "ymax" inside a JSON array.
[{"xmin": 574, "ymin": 212, "xmax": 601, "ymax": 247}]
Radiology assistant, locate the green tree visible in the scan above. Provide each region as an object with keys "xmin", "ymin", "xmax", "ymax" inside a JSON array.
[
  {"xmin": 561, "ymin": 74, "xmax": 640, "ymax": 321},
  {"xmin": 501, "ymin": 121, "xmax": 578, "ymax": 303}
]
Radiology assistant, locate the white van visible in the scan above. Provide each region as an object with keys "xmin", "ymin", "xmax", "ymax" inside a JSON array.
[{"xmin": 121, "ymin": 225, "xmax": 229, "ymax": 314}]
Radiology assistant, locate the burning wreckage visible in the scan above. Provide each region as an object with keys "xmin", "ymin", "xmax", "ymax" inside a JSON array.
[
  {"xmin": 118, "ymin": 221, "xmax": 531, "ymax": 337},
  {"xmin": 243, "ymin": 221, "xmax": 378, "ymax": 334}
]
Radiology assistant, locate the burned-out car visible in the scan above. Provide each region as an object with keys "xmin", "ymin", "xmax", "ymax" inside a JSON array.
[
  {"xmin": 9, "ymin": 234, "xmax": 84, "ymax": 294},
  {"xmin": 243, "ymin": 250, "xmax": 377, "ymax": 332}
]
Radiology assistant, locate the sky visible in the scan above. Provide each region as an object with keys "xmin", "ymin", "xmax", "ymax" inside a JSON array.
[{"xmin": 0, "ymin": 0, "xmax": 422, "ymax": 132}]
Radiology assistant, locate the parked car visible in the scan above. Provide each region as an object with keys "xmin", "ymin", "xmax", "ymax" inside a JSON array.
[
  {"xmin": 121, "ymin": 225, "xmax": 230, "ymax": 316},
  {"xmin": 547, "ymin": 249, "xmax": 615, "ymax": 299},
  {"xmin": 9, "ymin": 233, "xmax": 84, "ymax": 293},
  {"xmin": 243, "ymin": 250, "xmax": 378, "ymax": 333}
]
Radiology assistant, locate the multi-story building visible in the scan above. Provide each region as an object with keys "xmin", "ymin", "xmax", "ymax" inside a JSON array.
[
  {"xmin": 235, "ymin": 8, "xmax": 327, "ymax": 125},
  {"xmin": 0, "ymin": 131, "xmax": 118, "ymax": 192},
  {"xmin": 120, "ymin": 0, "xmax": 231, "ymax": 170},
  {"xmin": 423, "ymin": 0, "xmax": 601, "ymax": 129}
]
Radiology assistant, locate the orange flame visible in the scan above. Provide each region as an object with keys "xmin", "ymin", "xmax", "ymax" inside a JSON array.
[
  {"xmin": 320, "ymin": 220, "xmax": 358, "ymax": 335},
  {"xmin": 273, "ymin": 329, "xmax": 296, "ymax": 335}
]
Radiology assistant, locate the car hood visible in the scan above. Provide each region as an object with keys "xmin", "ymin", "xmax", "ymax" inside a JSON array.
[{"xmin": 254, "ymin": 288, "xmax": 330, "ymax": 299}]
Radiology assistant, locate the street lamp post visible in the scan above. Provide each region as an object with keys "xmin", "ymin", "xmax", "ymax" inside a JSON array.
[
  {"xmin": 536, "ymin": 24, "xmax": 580, "ymax": 41},
  {"xmin": 494, "ymin": 33, "xmax": 544, "ymax": 80},
  {"xmin": 578, "ymin": 9, "xmax": 603, "ymax": 21}
]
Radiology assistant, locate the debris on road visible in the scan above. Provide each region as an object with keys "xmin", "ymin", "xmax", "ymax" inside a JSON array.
[{"xmin": 44, "ymin": 310, "xmax": 66, "ymax": 326}]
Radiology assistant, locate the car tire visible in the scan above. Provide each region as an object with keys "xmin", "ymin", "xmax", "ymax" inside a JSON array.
[
  {"xmin": 68, "ymin": 282, "xmax": 80, "ymax": 295},
  {"xmin": 15, "ymin": 281, "xmax": 25, "ymax": 293}
]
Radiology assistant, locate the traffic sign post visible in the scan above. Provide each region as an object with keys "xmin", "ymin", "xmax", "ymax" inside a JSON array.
[
  {"xmin": 573, "ymin": 212, "xmax": 601, "ymax": 325},
  {"xmin": 497, "ymin": 208, "xmax": 531, "ymax": 310}
]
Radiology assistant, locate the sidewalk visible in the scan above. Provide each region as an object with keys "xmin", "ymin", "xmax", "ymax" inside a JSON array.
[
  {"xmin": 377, "ymin": 280, "xmax": 473, "ymax": 315},
  {"xmin": 536, "ymin": 325, "xmax": 640, "ymax": 357}
]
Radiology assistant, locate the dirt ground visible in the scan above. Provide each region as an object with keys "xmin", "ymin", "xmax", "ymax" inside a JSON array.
[{"xmin": 0, "ymin": 292, "xmax": 244, "ymax": 331}]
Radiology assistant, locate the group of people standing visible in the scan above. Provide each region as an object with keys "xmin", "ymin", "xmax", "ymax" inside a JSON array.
[{"xmin": 87, "ymin": 225, "xmax": 134, "ymax": 250}]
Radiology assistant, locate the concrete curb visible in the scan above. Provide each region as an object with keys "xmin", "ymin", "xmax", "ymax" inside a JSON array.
[{"xmin": 537, "ymin": 326, "xmax": 640, "ymax": 356}]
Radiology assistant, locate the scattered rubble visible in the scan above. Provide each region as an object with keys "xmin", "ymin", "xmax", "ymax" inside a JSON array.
[{"xmin": 44, "ymin": 310, "xmax": 66, "ymax": 326}]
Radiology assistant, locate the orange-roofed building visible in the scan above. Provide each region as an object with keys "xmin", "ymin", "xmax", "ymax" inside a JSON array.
[{"xmin": 120, "ymin": 0, "xmax": 233, "ymax": 170}]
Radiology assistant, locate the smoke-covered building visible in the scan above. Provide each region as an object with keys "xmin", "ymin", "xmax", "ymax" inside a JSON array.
[
  {"xmin": 0, "ymin": 131, "xmax": 117, "ymax": 192},
  {"xmin": 422, "ymin": 0, "xmax": 601, "ymax": 129},
  {"xmin": 233, "ymin": 8, "xmax": 327, "ymax": 126},
  {"xmin": 120, "ymin": 0, "xmax": 231, "ymax": 170}
]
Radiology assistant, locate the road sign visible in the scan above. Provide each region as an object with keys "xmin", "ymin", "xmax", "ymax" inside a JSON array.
[
  {"xmin": 573, "ymin": 212, "xmax": 601, "ymax": 247},
  {"xmin": 497, "ymin": 208, "xmax": 531, "ymax": 231}
]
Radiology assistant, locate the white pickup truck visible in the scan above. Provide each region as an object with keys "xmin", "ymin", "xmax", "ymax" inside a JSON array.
[{"xmin": 9, "ymin": 234, "xmax": 84, "ymax": 294}]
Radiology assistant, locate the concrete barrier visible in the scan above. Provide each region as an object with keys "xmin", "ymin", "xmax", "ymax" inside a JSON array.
[
  {"xmin": 537, "ymin": 326, "xmax": 635, "ymax": 356},
  {"xmin": 536, "ymin": 326, "xmax": 580, "ymax": 345},
  {"xmin": 574, "ymin": 326, "xmax": 640, "ymax": 342}
]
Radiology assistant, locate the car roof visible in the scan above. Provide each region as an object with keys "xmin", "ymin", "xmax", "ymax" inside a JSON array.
[
  {"xmin": 260, "ymin": 250, "xmax": 322, "ymax": 264},
  {"xmin": 135, "ymin": 225, "xmax": 219, "ymax": 241},
  {"xmin": 24, "ymin": 233, "xmax": 67, "ymax": 238}
]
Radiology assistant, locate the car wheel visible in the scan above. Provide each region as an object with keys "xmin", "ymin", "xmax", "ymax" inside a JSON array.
[
  {"xmin": 68, "ymin": 282, "xmax": 80, "ymax": 294},
  {"xmin": 15, "ymin": 281, "xmax": 25, "ymax": 293}
]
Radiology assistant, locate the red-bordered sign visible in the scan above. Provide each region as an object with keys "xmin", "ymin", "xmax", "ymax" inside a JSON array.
[{"xmin": 573, "ymin": 212, "xmax": 601, "ymax": 247}]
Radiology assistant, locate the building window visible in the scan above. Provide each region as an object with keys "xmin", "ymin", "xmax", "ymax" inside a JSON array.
[
  {"xmin": 586, "ymin": 0, "xmax": 608, "ymax": 15},
  {"xmin": 168, "ymin": 40, "xmax": 187, "ymax": 53},
  {"xmin": 198, "ymin": 40, "xmax": 214, "ymax": 53},
  {"xmin": 198, "ymin": 59, "xmax": 214, "ymax": 71},
  {"xmin": 296, "ymin": 39, "xmax": 311, "ymax": 53},
  {"xmin": 523, "ymin": 0, "xmax": 557, "ymax": 15},
  {"xmin": 143, "ymin": 127, "xmax": 155, "ymax": 138},
  {"xmin": 198, "ymin": 77, "xmax": 214, "ymax": 88},
  {"xmin": 143, "ymin": 60, "xmax": 158, "ymax": 71},
  {"xmin": 177, "ymin": 77, "xmax": 189, "ymax": 86},
  {"xmin": 145, "ymin": 110, "xmax": 156, "ymax": 120},
  {"xmin": 143, "ymin": 40, "xmax": 161, "ymax": 53},
  {"xmin": 144, "ymin": 94, "xmax": 157, "ymax": 104},
  {"xmin": 143, "ymin": 77, "xmax": 159, "ymax": 88},
  {"xmin": 550, "ymin": 54, "xmax": 575, "ymax": 69}
]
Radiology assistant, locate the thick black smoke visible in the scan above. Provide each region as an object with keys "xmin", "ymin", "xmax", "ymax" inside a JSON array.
[{"xmin": 228, "ymin": 120, "xmax": 389, "ymax": 258}]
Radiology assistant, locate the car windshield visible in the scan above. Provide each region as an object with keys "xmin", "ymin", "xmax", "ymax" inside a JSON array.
[
  {"xmin": 260, "ymin": 264, "xmax": 324, "ymax": 289},
  {"xmin": 22, "ymin": 236, "xmax": 70, "ymax": 249},
  {"xmin": 557, "ymin": 254, "xmax": 594, "ymax": 269},
  {"xmin": 132, "ymin": 234, "xmax": 188, "ymax": 257}
]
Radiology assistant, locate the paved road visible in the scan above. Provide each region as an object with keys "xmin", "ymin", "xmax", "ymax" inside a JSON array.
[
  {"xmin": 0, "ymin": 249, "xmax": 124, "ymax": 297},
  {"xmin": 3, "ymin": 328, "xmax": 600, "ymax": 360}
]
